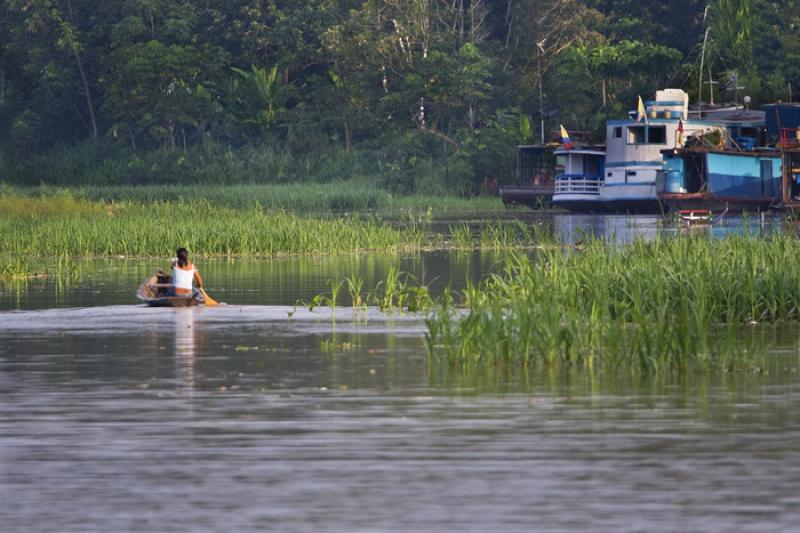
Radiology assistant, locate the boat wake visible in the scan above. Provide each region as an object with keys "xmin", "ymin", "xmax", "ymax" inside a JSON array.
[{"xmin": 0, "ymin": 305, "xmax": 429, "ymax": 336}]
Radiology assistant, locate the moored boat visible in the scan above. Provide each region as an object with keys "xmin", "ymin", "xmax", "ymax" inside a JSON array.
[
  {"xmin": 499, "ymin": 145, "xmax": 557, "ymax": 208},
  {"xmin": 554, "ymin": 89, "xmax": 717, "ymax": 213},
  {"xmin": 658, "ymin": 147, "xmax": 781, "ymax": 213},
  {"xmin": 136, "ymin": 270, "xmax": 204, "ymax": 307},
  {"xmin": 551, "ymin": 146, "xmax": 606, "ymax": 212},
  {"xmin": 656, "ymin": 104, "xmax": 783, "ymax": 213},
  {"xmin": 499, "ymin": 184, "xmax": 554, "ymax": 207}
]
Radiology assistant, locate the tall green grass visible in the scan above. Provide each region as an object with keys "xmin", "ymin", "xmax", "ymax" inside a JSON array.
[
  {"xmin": 425, "ymin": 234, "xmax": 800, "ymax": 373},
  {"xmin": 0, "ymin": 194, "xmax": 426, "ymax": 257},
  {"xmin": 3, "ymin": 182, "xmax": 503, "ymax": 214}
]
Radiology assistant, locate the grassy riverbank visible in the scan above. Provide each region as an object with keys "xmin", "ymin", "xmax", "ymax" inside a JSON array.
[
  {"xmin": 0, "ymin": 187, "xmax": 543, "ymax": 258},
  {"xmin": 1, "ymin": 182, "xmax": 503, "ymax": 214},
  {"xmin": 424, "ymin": 233, "xmax": 800, "ymax": 373},
  {"xmin": 0, "ymin": 192, "xmax": 428, "ymax": 258}
]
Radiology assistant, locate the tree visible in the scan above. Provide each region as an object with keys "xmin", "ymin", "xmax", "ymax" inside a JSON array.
[
  {"xmin": 100, "ymin": 1, "xmax": 229, "ymax": 149},
  {"xmin": 5, "ymin": 0, "xmax": 101, "ymax": 145}
]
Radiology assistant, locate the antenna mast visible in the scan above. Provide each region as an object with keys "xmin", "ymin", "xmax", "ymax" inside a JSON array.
[{"xmin": 697, "ymin": 6, "xmax": 710, "ymax": 117}]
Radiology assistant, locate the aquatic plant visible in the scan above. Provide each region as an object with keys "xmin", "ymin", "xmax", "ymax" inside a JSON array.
[
  {"xmin": 0, "ymin": 194, "xmax": 427, "ymax": 258},
  {"xmin": 344, "ymin": 274, "xmax": 366, "ymax": 310},
  {"xmin": 305, "ymin": 268, "xmax": 434, "ymax": 314},
  {"xmin": 371, "ymin": 267, "xmax": 434, "ymax": 312},
  {"xmin": 449, "ymin": 224, "xmax": 473, "ymax": 250},
  {"xmin": 0, "ymin": 254, "xmax": 80, "ymax": 285},
  {"xmin": 0, "ymin": 258, "xmax": 37, "ymax": 280},
  {"xmin": 475, "ymin": 220, "xmax": 556, "ymax": 250},
  {"xmin": 425, "ymin": 233, "xmax": 800, "ymax": 373}
]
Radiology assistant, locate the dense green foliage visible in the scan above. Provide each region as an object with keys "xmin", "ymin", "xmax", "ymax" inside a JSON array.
[
  {"xmin": 1, "ymin": 1, "xmax": 798, "ymax": 191},
  {"xmin": 425, "ymin": 233, "xmax": 800, "ymax": 373}
]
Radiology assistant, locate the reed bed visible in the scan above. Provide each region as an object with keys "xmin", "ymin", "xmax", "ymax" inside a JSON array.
[
  {"xmin": 3, "ymin": 183, "xmax": 502, "ymax": 214},
  {"xmin": 425, "ymin": 233, "xmax": 800, "ymax": 373},
  {"xmin": 448, "ymin": 221, "xmax": 553, "ymax": 251},
  {"xmin": 0, "ymin": 258, "xmax": 38, "ymax": 280},
  {"xmin": 0, "ymin": 195, "xmax": 425, "ymax": 257},
  {"xmin": 0, "ymin": 254, "xmax": 78, "ymax": 283}
]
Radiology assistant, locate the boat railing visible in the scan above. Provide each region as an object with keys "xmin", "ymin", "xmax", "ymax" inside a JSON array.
[
  {"xmin": 554, "ymin": 174, "xmax": 603, "ymax": 195},
  {"xmin": 780, "ymin": 128, "xmax": 800, "ymax": 149}
]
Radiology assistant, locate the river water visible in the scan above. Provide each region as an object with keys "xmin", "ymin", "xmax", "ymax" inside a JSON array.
[{"xmin": 2, "ymin": 214, "xmax": 800, "ymax": 532}]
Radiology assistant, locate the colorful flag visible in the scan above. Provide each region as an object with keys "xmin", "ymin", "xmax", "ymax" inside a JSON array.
[
  {"xmin": 676, "ymin": 119, "xmax": 685, "ymax": 147},
  {"xmin": 560, "ymin": 125, "xmax": 574, "ymax": 150},
  {"xmin": 637, "ymin": 95, "xmax": 648, "ymax": 123}
]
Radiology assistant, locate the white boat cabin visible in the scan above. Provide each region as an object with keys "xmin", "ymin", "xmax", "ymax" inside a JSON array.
[{"xmin": 554, "ymin": 89, "xmax": 716, "ymax": 212}]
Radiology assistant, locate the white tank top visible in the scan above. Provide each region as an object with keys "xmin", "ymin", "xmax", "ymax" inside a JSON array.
[{"xmin": 173, "ymin": 263, "xmax": 196, "ymax": 290}]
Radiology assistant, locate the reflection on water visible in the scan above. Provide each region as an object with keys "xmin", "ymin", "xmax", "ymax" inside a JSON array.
[
  {"xmin": 174, "ymin": 309, "xmax": 197, "ymax": 392},
  {"xmin": 551, "ymin": 212, "xmax": 784, "ymax": 244}
]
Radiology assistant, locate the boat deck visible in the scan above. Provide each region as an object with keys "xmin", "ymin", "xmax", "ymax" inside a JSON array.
[{"xmin": 499, "ymin": 185, "xmax": 554, "ymax": 208}]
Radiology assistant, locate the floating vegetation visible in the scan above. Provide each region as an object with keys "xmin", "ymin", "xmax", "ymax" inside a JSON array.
[{"xmin": 424, "ymin": 234, "xmax": 800, "ymax": 374}]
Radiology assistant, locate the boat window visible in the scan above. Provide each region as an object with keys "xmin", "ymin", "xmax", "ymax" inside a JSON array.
[
  {"xmin": 555, "ymin": 154, "xmax": 566, "ymax": 175},
  {"xmin": 584, "ymin": 156, "xmax": 602, "ymax": 178},
  {"xmin": 648, "ymin": 126, "xmax": 667, "ymax": 144},
  {"xmin": 627, "ymin": 125, "xmax": 667, "ymax": 144},
  {"xmin": 627, "ymin": 126, "xmax": 646, "ymax": 144},
  {"xmin": 614, "ymin": 127, "xmax": 622, "ymax": 138}
]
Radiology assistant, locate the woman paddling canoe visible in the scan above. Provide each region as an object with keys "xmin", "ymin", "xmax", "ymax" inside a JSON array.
[
  {"xmin": 169, "ymin": 248, "xmax": 219, "ymax": 305},
  {"xmin": 170, "ymin": 247, "xmax": 204, "ymax": 298},
  {"xmin": 136, "ymin": 249, "xmax": 219, "ymax": 306}
]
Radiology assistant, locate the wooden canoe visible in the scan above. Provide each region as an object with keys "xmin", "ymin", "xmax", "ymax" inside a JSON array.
[{"xmin": 136, "ymin": 270, "xmax": 204, "ymax": 307}]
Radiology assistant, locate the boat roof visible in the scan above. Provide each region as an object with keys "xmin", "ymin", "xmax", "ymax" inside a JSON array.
[
  {"xmin": 663, "ymin": 147, "xmax": 781, "ymax": 158},
  {"xmin": 607, "ymin": 118, "xmax": 721, "ymax": 127},
  {"xmin": 554, "ymin": 146, "xmax": 605, "ymax": 156}
]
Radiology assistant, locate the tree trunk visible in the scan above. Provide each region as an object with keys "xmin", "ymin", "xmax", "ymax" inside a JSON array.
[
  {"xmin": 64, "ymin": 0, "xmax": 98, "ymax": 141},
  {"xmin": 148, "ymin": 7, "xmax": 156, "ymax": 39},
  {"xmin": 74, "ymin": 52, "xmax": 98, "ymax": 140},
  {"xmin": 343, "ymin": 112, "xmax": 351, "ymax": 153},
  {"xmin": 504, "ymin": 0, "xmax": 514, "ymax": 49},
  {"xmin": 168, "ymin": 121, "xmax": 176, "ymax": 150},
  {"xmin": 0, "ymin": 57, "xmax": 5, "ymax": 105},
  {"xmin": 602, "ymin": 78, "xmax": 607, "ymax": 107}
]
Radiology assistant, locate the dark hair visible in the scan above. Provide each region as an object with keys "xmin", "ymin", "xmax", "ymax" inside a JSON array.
[{"xmin": 176, "ymin": 248, "xmax": 189, "ymax": 268}]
